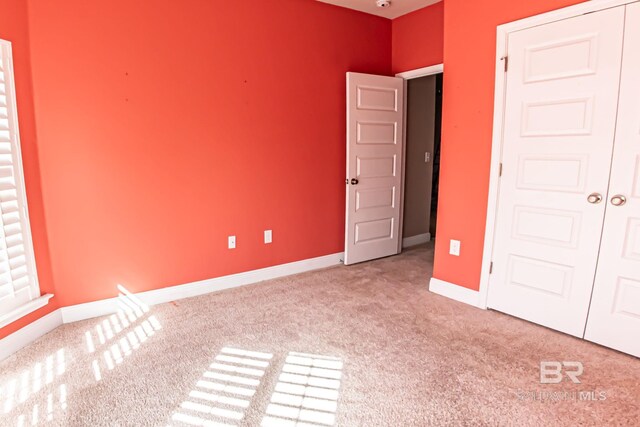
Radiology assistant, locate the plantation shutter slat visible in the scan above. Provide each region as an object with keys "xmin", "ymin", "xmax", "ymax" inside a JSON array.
[{"xmin": 0, "ymin": 41, "xmax": 41, "ymax": 319}]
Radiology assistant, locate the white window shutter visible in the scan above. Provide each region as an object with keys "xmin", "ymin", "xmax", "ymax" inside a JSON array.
[{"xmin": 0, "ymin": 40, "xmax": 41, "ymax": 319}]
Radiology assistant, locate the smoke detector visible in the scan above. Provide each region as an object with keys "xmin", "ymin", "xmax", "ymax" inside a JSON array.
[{"xmin": 376, "ymin": 0, "xmax": 391, "ymax": 8}]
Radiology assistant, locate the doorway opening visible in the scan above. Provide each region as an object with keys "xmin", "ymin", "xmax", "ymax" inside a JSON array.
[{"xmin": 400, "ymin": 69, "xmax": 443, "ymax": 264}]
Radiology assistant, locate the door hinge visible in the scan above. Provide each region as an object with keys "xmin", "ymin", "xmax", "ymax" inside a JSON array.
[
  {"xmin": 489, "ymin": 262, "xmax": 494, "ymax": 274},
  {"xmin": 502, "ymin": 56, "xmax": 509, "ymax": 73},
  {"xmin": 499, "ymin": 163, "xmax": 503, "ymax": 177}
]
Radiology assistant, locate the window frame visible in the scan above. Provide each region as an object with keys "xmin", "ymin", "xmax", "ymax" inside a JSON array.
[{"xmin": 0, "ymin": 39, "xmax": 51, "ymax": 329}]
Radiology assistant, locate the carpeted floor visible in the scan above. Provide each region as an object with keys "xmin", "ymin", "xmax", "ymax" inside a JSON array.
[{"xmin": 1, "ymin": 243, "xmax": 639, "ymax": 426}]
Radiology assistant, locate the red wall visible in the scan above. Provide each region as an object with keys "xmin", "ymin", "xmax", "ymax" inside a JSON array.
[
  {"xmin": 1, "ymin": 0, "xmax": 593, "ymax": 341},
  {"xmin": 22, "ymin": 0, "xmax": 391, "ymax": 308},
  {"xmin": 0, "ymin": 0, "xmax": 57, "ymax": 340},
  {"xmin": 434, "ymin": 0, "xmax": 585, "ymax": 290},
  {"xmin": 392, "ymin": 2, "xmax": 444, "ymax": 74}
]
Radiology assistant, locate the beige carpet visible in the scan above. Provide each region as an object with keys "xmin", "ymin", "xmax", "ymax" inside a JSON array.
[{"xmin": 1, "ymin": 244, "xmax": 639, "ymax": 426}]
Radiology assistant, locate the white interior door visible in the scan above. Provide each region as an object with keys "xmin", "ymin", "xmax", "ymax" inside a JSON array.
[
  {"xmin": 487, "ymin": 8, "xmax": 625, "ymax": 337},
  {"xmin": 345, "ymin": 72, "xmax": 404, "ymax": 265},
  {"xmin": 585, "ymin": 3, "xmax": 640, "ymax": 358}
]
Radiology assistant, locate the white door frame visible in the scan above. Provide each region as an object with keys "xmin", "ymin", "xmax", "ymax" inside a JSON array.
[
  {"xmin": 479, "ymin": 0, "xmax": 639, "ymax": 310},
  {"xmin": 395, "ymin": 64, "xmax": 444, "ymax": 252}
]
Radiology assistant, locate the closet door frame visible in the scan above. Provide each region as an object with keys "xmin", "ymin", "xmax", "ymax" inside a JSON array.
[{"xmin": 477, "ymin": 0, "xmax": 639, "ymax": 309}]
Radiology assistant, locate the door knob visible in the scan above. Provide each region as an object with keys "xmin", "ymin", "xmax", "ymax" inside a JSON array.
[
  {"xmin": 610, "ymin": 195, "xmax": 627, "ymax": 206},
  {"xmin": 587, "ymin": 193, "xmax": 603, "ymax": 204},
  {"xmin": 350, "ymin": 178, "xmax": 359, "ymax": 185}
]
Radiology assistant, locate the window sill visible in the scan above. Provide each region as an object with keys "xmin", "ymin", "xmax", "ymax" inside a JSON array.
[{"xmin": 0, "ymin": 294, "xmax": 54, "ymax": 329}]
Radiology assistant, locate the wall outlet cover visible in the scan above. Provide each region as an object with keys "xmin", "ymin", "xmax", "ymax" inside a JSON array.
[{"xmin": 450, "ymin": 239, "xmax": 461, "ymax": 256}]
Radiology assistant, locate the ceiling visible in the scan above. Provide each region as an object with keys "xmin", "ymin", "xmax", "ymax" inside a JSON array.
[{"xmin": 317, "ymin": 0, "xmax": 441, "ymax": 19}]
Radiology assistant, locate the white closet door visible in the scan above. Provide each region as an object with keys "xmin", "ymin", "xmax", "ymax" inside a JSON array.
[
  {"xmin": 487, "ymin": 7, "xmax": 625, "ymax": 337},
  {"xmin": 585, "ymin": 3, "xmax": 640, "ymax": 358}
]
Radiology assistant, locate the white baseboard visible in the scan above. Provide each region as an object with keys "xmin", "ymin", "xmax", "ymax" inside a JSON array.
[
  {"xmin": 0, "ymin": 309, "xmax": 63, "ymax": 362},
  {"xmin": 429, "ymin": 278, "xmax": 486, "ymax": 309},
  {"xmin": 62, "ymin": 251, "xmax": 344, "ymax": 323},
  {"xmin": 402, "ymin": 232, "xmax": 431, "ymax": 248}
]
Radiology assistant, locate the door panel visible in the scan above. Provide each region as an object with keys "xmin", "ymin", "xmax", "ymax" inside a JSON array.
[
  {"xmin": 585, "ymin": 3, "xmax": 640, "ymax": 357},
  {"xmin": 487, "ymin": 7, "xmax": 625, "ymax": 337},
  {"xmin": 345, "ymin": 73, "xmax": 404, "ymax": 265}
]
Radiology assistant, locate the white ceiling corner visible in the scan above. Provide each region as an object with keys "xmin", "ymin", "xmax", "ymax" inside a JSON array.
[{"xmin": 317, "ymin": 0, "xmax": 441, "ymax": 20}]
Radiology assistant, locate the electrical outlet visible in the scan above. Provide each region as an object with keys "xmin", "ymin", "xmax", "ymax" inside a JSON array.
[
  {"xmin": 228, "ymin": 236, "xmax": 236, "ymax": 249},
  {"xmin": 450, "ymin": 240, "xmax": 461, "ymax": 256},
  {"xmin": 264, "ymin": 230, "xmax": 272, "ymax": 244}
]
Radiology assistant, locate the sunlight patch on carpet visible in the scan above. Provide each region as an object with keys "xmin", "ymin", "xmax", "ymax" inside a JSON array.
[
  {"xmin": 171, "ymin": 347, "xmax": 273, "ymax": 426},
  {"xmin": 84, "ymin": 285, "xmax": 162, "ymax": 381},
  {"xmin": 261, "ymin": 351, "xmax": 343, "ymax": 427}
]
